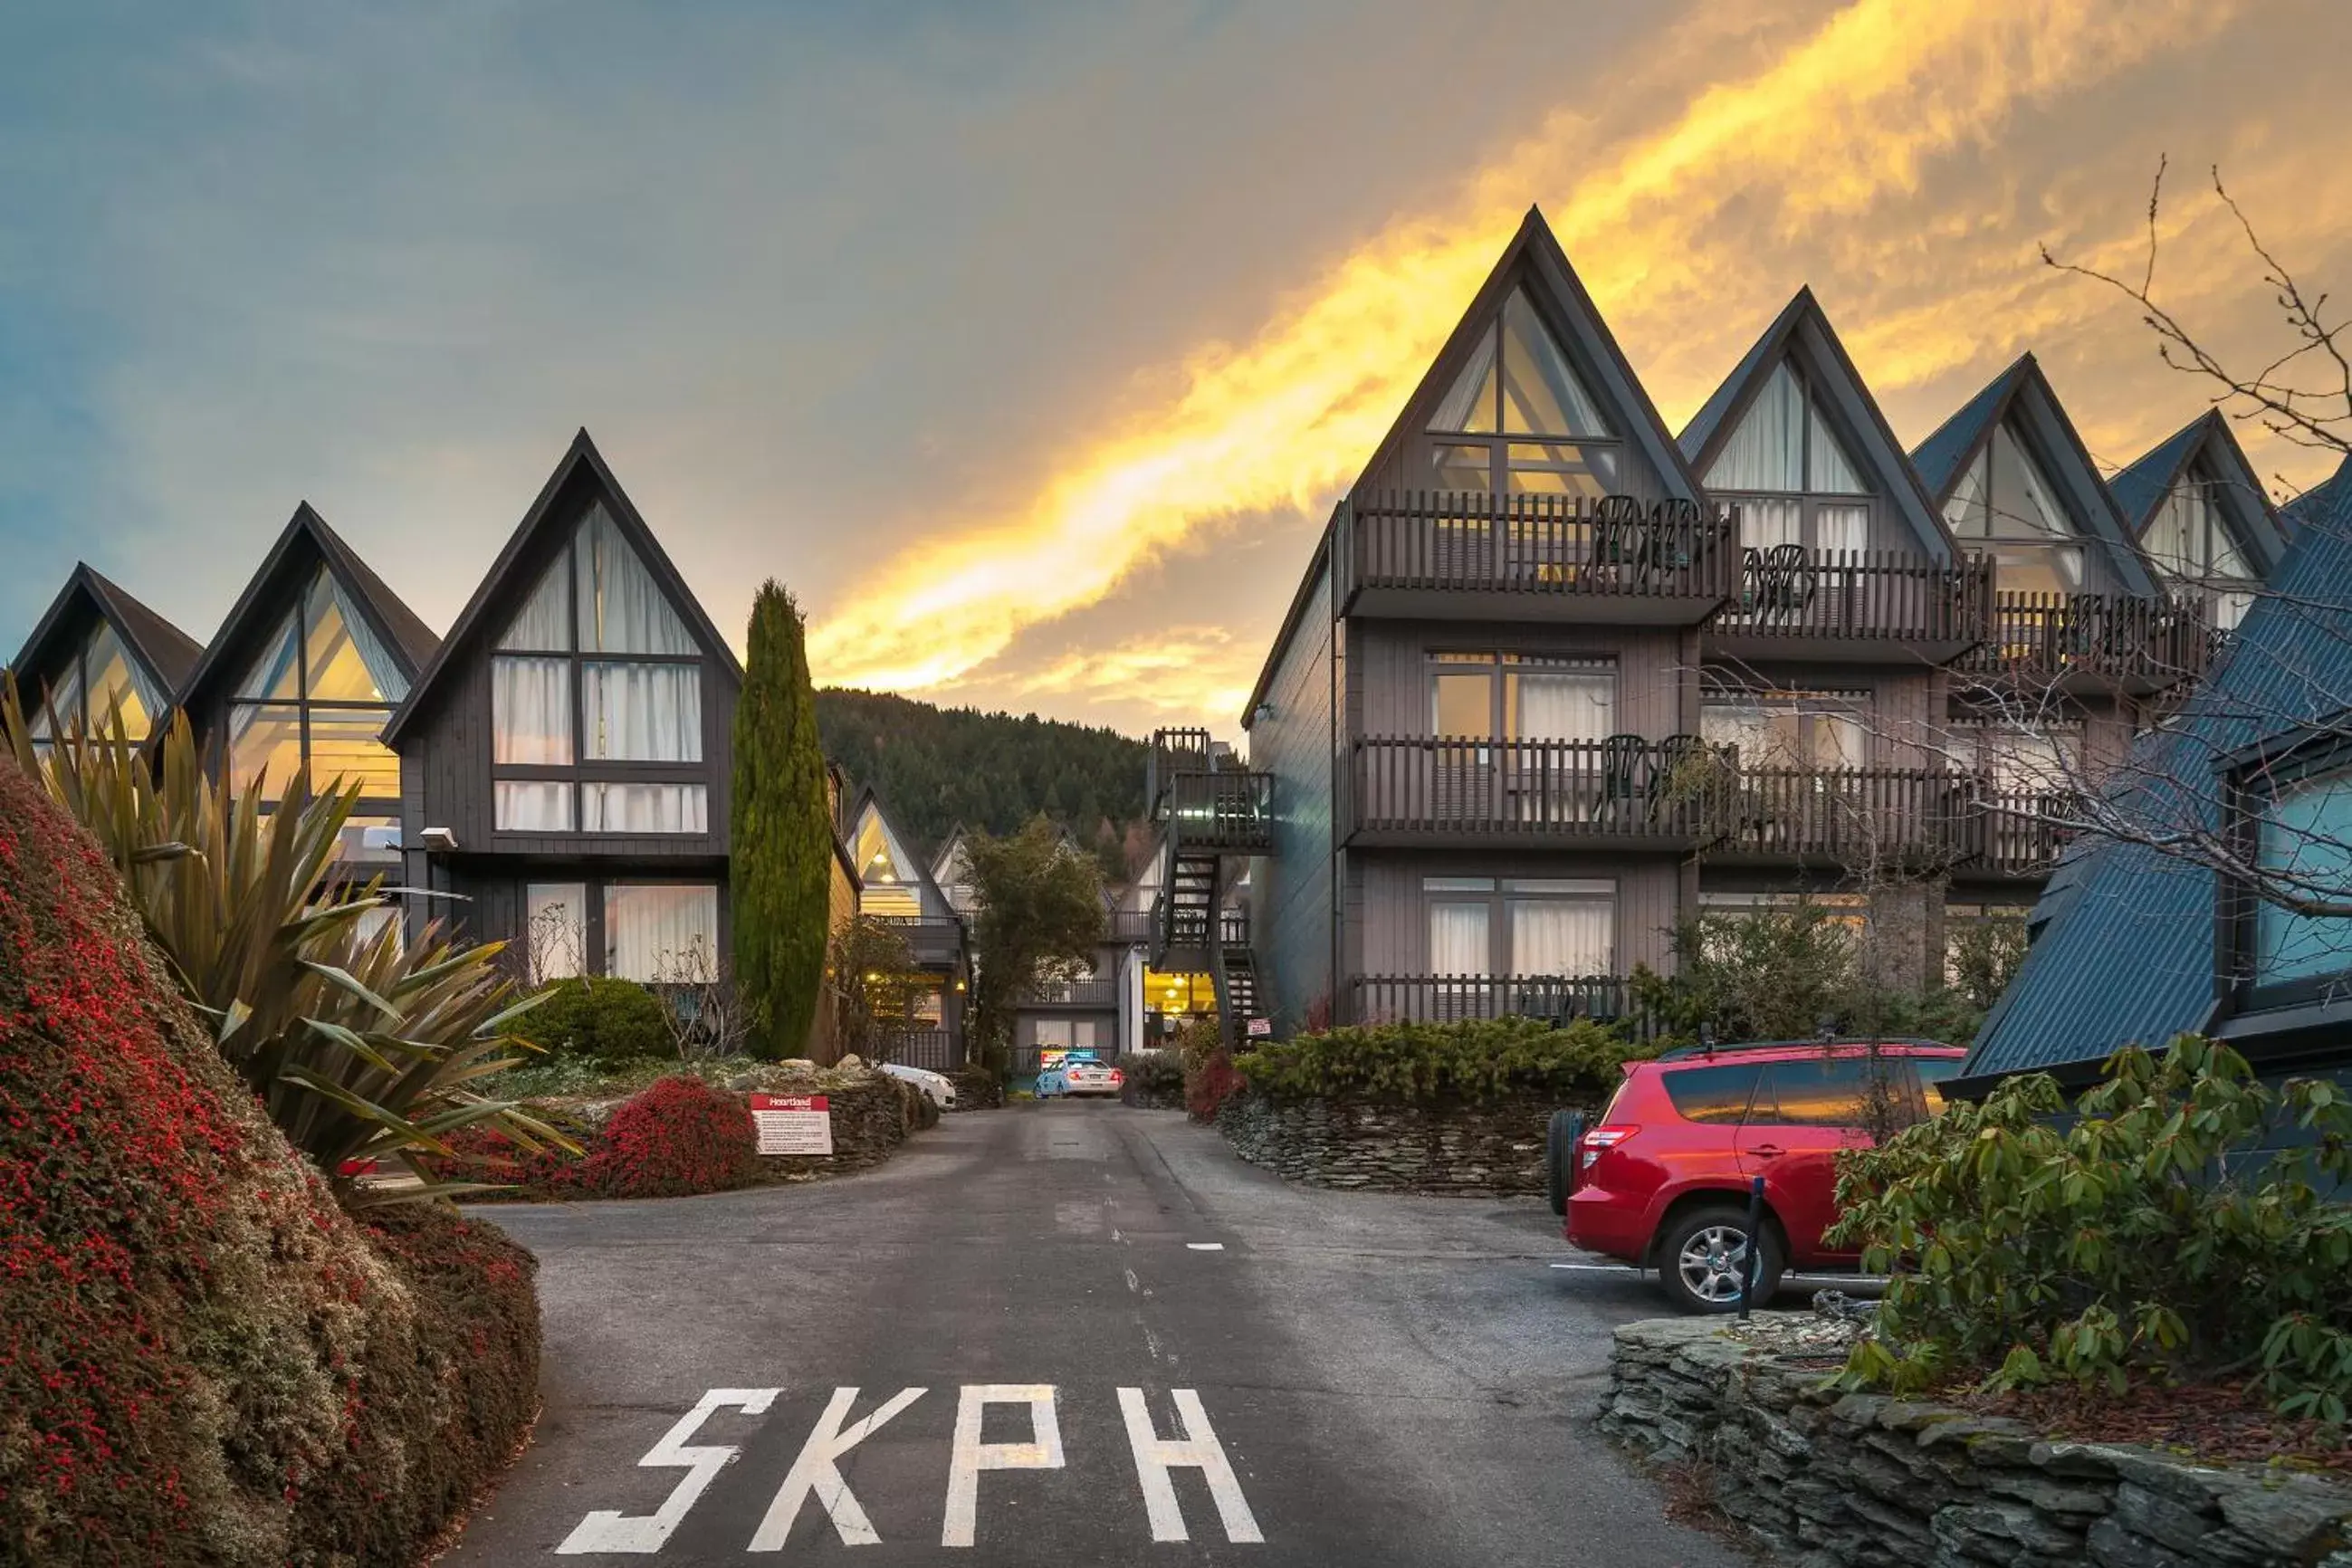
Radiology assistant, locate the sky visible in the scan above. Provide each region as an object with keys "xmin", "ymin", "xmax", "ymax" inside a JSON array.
[{"xmin": 4, "ymin": 0, "xmax": 2349, "ymax": 736}]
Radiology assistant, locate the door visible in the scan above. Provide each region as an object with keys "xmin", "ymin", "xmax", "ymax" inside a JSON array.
[{"xmin": 1735, "ymin": 1053, "xmax": 1890, "ymax": 1264}]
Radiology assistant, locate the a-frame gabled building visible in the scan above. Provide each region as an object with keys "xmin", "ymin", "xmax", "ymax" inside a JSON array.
[
  {"xmin": 2109, "ymin": 408, "xmax": 2289, "ymax": 632},
  {"xmin": 8, "ymin": 563, "xmax": 203, "ymax": 746}
]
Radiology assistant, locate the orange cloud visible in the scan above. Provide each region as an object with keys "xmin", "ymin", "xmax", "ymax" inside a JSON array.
[{"xmin": 807, "ymin": 0, "xmax": 2252, "ymax": 696}]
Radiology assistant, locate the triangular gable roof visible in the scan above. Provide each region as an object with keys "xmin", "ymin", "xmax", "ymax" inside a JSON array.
[
  {"xmin": 170, "ymin": 502, "xmax": 439, "ymax": 722},
  {"xmin": 930, "ymin": 823, "xmax": 973, "ymax": 889},
  {"xmin": 1347, "ymin": 205, "xmax": 1704, "ymax": 505},
  {"xmin": 1678, "ymin": 287, "xmax": 1959, "ymax": 560},
  {"xmin": 384, "ymin": 429, "xmax": 742, "ymax": 744},
  {"xmin": 2110, "ymin": 410, "xmax": 2289, "ymax": 578},
  {"xmin": 847, "ymin": 784, "xmax": 955, "ymax": 918},
  {"xmin": 2283, "ymin": 452, "xmax": 2352, "ymax": 540},
  {"xmin": 9, "ymin": 563, "xmax": 204, "ymax": 701},
  {"xmin": 1906, "ymin": 354, "xmax": 2161, "ymax": 598}
]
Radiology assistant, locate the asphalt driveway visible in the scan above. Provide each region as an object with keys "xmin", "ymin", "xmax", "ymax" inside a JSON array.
[{"xmin": 445, "ymin": 1104, "xmax": 1741, "ymax": 1567}]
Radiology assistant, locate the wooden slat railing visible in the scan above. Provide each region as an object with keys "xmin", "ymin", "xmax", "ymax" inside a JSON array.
[
  {"xmin": 1969, "ymin": 787, "xmax": 2079, "ymax": 875},
  {"xmin": 1162, "ymin": 770, "xmax": 1274, "ymax": 850},
  {"xmin": 876, "ymin": 1028, "xmax": 962, "ymax": 1073},
  {"xmin": 1955, "ymin": 592, "xmax": 2211, "ymax": 685},
  {"xmin": 1345, "ymin": 492, "xmax": 1736, "ymax": 601},
  {"xmin": 868, "ymin": 915, "xmax": 966, "ymax": 967},
  {"xmin": 1708, "ymin": 549, "xmax": 1992, "ymax": 643},
  {"xmin": 1699, "ymin": 766, "xmax": 1971, "ymax": 862},
  {"xmin": 1106, "ymin": 908, "xmax": 1157, "ymax": 943},
  {"xmin": 1349, "ymin": 974, "xmax": 1631, "ymax": 1027},
  {"xmin": 1024, "ymin": 979, "xmax": 1120, "ymax": 1008},
  {"xmin": 1353, "ymin": 737, "xmax": 1699, "ymax": 837}
]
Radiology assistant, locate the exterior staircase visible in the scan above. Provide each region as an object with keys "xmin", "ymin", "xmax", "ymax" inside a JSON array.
[{"xmin": 1146, "ymin": 727, "xmax": 1275, "ymax": 1047}]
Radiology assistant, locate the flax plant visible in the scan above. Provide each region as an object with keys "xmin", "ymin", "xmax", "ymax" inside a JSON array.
[{"xmin": 4, "ymin": 679, "xmax": 574, "ymax": 1204}]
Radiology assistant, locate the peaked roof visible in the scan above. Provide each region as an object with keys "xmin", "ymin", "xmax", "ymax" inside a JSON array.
[
  {"xmin": 170, "ymin": 502, "xmax": 439, "ymax": 719},
  {"xmin": 846, "ymin": 784, "xmax": 956, "ymax": 916},
  {"xmin": 383, "ymin": 430, "xmax": 743, "ymax": 744},
  {"xmin": 1906, "ymin": 353, "xmax": 2162, "ymax": 598},
  {"xmin": 2284, "ymin": 452, "xmax": 2352, "ymax": 539},
  {"xmin": 9, "ymin": 562, "xmax": 204, "ymax": 697},
  {"xmin": 2109, "ymin": 409, "xmax": 2289, "ymax": 578},
  {"xmin": 1348, "ymin": 205, "xmax": 1704, "ymax": 505},
  {"xmin": 1678, "ymin": 287, "xmax": 1959, "ymax": 560},
  {"xmin": 1964, "ymin": 503, "xmax": 2352, "ymax": 1082}
]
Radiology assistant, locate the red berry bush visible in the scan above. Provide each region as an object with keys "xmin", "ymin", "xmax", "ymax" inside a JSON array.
[
  {"xmin": 0, "ymin": 761, "xmax": 540, "ymax": 1565},
  {"xmin": 450, "ymin": 1075, "xmax": 763, "ymax": 1200}
]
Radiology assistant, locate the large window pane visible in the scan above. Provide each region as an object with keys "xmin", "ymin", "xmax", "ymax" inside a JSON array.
[
  {"xmin": 235, "ymin": 611, "xmax": 303, "ymax": 700},
  {"xmin": 1736, "ymin": 498, "xmax": 1802, "ymax": 553},
  {"xmin": 581, "ymin": 781, "xmax": 708, "ymax": 834},
  {"xmin": 582, "ymin": 661, "xmax": 702, "ymax": 761},
  {"xmin": 1428, "ymin": 901, "xmax": 1491, "ymax": 975},
  {"xmin": 1430, "ymin": 443, "xmax": 1492, "ymax": 492},
  {"xmin": 1431, "ymin": 670, "xmax": 1492, "ymax": 737},
  {"xmin": 1505, "ymin": 442, "xmax": 1614, "ymax": 497},
  {"xmin": 576, "ymin": 504, "xmax": 695, "ymax": 655},
  {"xmin": 526, "ymin": 882, "xmax": 588, "ymax": 982},
  {"xmin": 301, "ymin": 568, "xmax": 406, "ymax": 703},
  {"xmin": 1511, "ymin": 895, "xmax": 1613, "ymax": 974},
  {"xmin": 495, "ymin": 779, "xmax": 574, "ymax": 832},
  {"xmin": 81, "ymin": 623, "xmax": 155, "ymax": 739},
  {"xmin": 1510, "ymin": 664, "xmax": 1614, "ymax": 742},
  {"xmin": 1428, "ymin": 332, "xmax": 1498, "ymax": 434},
  {"xmin": 1707, "ymin": 362, "xmax": 1804, "ymax": 491},
  {"xmin": 499, "ymin": 552, "xmax": 574, "ymax": 651},
  {"xmin": 493, "ymin": 655, "xmax": 573, "ymax": 765},
  {"xmin": 2254, "ymin": 770, "xmax": 2352, "ymax": 987},
  {"xmin": 1990, "ymin": 423, "xmax": 2071, "ymax": 539},
  {"xmin": 1500, "ymin": 288, "xmax": 1610, "ymax": 438},
  {"xmin": 1943, "ymin": 451, "xmax": 1992, "ymax": 538},
  {"xmin": 228, "ymin": 703, "xmax": 304, "ymax": 800},
  {"xmin": 604, "ymin": 882, "xmax": 720, "ymax": 982},
  {"xmin": 305, "ymin": 707, "xmax": 399, "ymax": 798},
  {"xmin": 1989, "ymin": 544, "xmax": 2084, "ymax": 597},
  {"xmin": 1808, "ymin": 399, "xmax": 1869, "ymax": 493}
]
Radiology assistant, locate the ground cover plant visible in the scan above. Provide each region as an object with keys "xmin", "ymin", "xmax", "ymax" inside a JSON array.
[
  {"xmin": 1831, "ymin": 1037, "xmax": 2352, "ymax": 1429},
  {"xmin": 1232, "ymin": 1017, "xmax": 1646, "ymax": 1103}
]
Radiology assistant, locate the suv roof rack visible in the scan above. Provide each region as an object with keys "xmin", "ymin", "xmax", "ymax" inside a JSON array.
[{"xmin": 1650, "ymin": 1036, "xmax": 1954, "ymax": 1064}]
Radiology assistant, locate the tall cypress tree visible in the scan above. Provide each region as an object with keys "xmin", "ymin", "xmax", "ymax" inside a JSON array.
[{"xmin": 732, "ymin": 581, "xmax": 831, "ymax": 1057}]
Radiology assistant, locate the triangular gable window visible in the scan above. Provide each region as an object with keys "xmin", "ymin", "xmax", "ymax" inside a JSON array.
[
  {"xmin": 1428, "ymin": 286, "xmax": 1611, "ymax": 439},
  {"xmin": 2148, "ymin": 461, "xmax": 2252, "ymax": 579},
  {"xmin": 235, "ymin": 610, "xmax": 303, "ymax": 700},
  {"xmin": 225, "ymin": 566, "xmax": 403, "ymax": 807},
  {"xmin": 855, "ymin": 806, "xmax": 922, "ymax": 919},
  {"xmin": 234, "ymin": 568, "xmax": 406, "ymax": 703},
  {"xmin": 1944, "ymin": 420, "xmax": 2078, "ymax": 541},
  {"xmin": 494, "ymin": 502, "xmax": 696, "ymax": 655},
  {"xmin": 499, "ymin": 554, "xmax": 572, "ymax": 651},
  {"xmin": 1809, "ymin": 402, "xmax": 1866, "ymax": 494},
  {"xmin": 1707, "ymin": 360, "xmax": 1869, "ymax": 496}
]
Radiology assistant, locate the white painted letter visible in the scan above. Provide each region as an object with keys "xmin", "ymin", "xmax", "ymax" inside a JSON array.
[
  {"xmin": 747, "ymin": 1386, "xmax": 926, "ymax": 1551},
  {"xmin": 942, "ymin": 1384, "xmax": 1063, "ymax": 1547},
  {"xmin": 1116, "ymin": 1387, "xmax": 1264, "ymax": 1544},
  {"xmin": 558, "ymin": 1388, "xmax": 780, "ymax": 1554}
]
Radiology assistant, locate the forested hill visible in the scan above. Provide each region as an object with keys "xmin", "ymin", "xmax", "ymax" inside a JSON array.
[{"xmin": 813, "ymin": 689, "xmax": 1151, "ymax": 863}]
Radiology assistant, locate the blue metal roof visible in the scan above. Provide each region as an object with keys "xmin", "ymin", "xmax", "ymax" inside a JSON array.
[
  {"xmin": 1966, "ymin": 465, "xmax": 2352, "ymax": 1077},
  {"xmin": 2284, "ymin": 454, "xmax": 2352, "ymax": 539},
  {"xmin": 2108, "ymin": 416, "xmax": 2207, "ymax": 532},
  {"xmin": 1908, "ymin": 358, "xmax": 2024, "ymax": 500}
]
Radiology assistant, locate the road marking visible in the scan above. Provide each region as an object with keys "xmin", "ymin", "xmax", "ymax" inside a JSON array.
[
  {"xmin": 1116, "ymin": 1388, "xmax": 1265, "ymax": 1544},
  {"xmin": 1187, "ymin": 1242, "xmax": 1224, "ymax": 1251},
  {"xmin": 747, "ymin": 1386, "xmax": 925, "ymax": 1551},
  {"xmin": 942, "ymin": 1384, "xmax": 1064, "ymax": 1547},
  {"xmin": 1548, "ymin": 1263, "xmax": 1637, "ymax": 1273},
  {"xmin": 557, "ymin": 1387, "xmax": 779, "ymax": 1554}
]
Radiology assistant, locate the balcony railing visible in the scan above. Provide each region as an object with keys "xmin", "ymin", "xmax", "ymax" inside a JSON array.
[
  {"xmin": 1955, "ymin": 592, "xmax": 2211, "ymax": 687},
  {"xmin": 1966, "ymin": 788, "xmax": 2080, "ymax": 875},
  {"xmin": 1024, "ymin": 979, "xmax": 1119, "ymax": 1008},
  {"xmin": 1106, "ymin": 908, "xmax": 1158, "ymax": 943},
  {"xmin": 1343, "ymin": 492, "xmax": 1736, "ymax": 607},
  {"xmin": 868, "ymin": 915, "xmax": 966, "ymax": 968},
  {"xmin": 1707, "ymin": 548, "xmax": 1992, "ymax": 645},
  {"xmin": 1152, "ymin": 897, "xmax": 1249, "ymax": 956},
  {"xmin": 1352, "ymin": 736, "xmax": 1707, "ymax": 841},
  {"xmin": 1350, "ymin": 974, "xmax": 1630, "ymax": 1027},
  {"xmin": 1700, "ymin": 765, "xmax": 1971, "ymax": 865},
  {"xmin": 1159, "ymin": 770, "xmax": 1274, "ymax": 852},
  {"xmin": 876, "ymin": 1028, "xmax": 962, "ymax": 1074}
]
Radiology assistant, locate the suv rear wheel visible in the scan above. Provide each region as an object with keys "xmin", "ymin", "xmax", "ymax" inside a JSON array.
[
  {"xmin": 1544, "ymin": 1110, "xmax": 1583, "ymax": 1217},
  {"xmin": 1657, "ymin": 1203, "xmax": 1783, "ymax": 1315}
]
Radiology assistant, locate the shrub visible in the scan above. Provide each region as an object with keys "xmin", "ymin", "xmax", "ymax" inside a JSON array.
[
  {"xmin": 1120, "ymin": 1049, "xmax": 1185, "ymax": 1108},
  {"xmin": 1831, "ymin": 1037, "xmax": 2352, "ymax": 1422},
  {"xmin": 452, "ymin": 1076, "xmax": 762, "ymax": 1200},
  {"xmin": 523, "ymin": 976, "xmax": 674, "ymax": 1063},
  {"xmin": 1234, "ymin": 1017, "xmax": 1643, "ymax": 1103},
  {"xmin": 0, "ymin": 753, "xmax": 540, "ymax": 1563},
  {"xmin": 1185, "ymin": 1046, "xmax": 1243, "ymax": 1122}
]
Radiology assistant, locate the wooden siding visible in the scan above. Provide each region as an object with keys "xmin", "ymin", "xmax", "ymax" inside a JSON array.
[
  {"xmin": 1247, "ymin": 559, "xmax": 1335, "ymax": 1032},
  {"xmin": 1351, "ymin": 850, "xmax": 1681, "ymax": 978}
]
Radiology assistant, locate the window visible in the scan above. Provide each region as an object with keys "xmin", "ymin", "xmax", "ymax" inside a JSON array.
[
  {"xmin": 225, "ymin": 566, "xmax": 406, "ymax": 808},
  {"xmin": 1424, "ymin": 286, "xmax": 1620, "ymax": 495},
  {"xmin": 491, "ymin": 502, "xmax": 703, "ymax": 833},
  {"xmin": 24, "ymin": 618, "xmax": 165, "ymax": 747},
  {"xmin": 1942, "ymin": 418, "xmax": 2085, "ymax": 594},
  {"xmin": 1915, "ymin": 1057, "xmax": 1963, "ymax": 1114},
  {"xmin": 2246, "ymin": 766, "xmax": 2352, "ymax": 998},
  {"xmin": 603, "ymin": 882, "xmax": 719, "ymax": 982},
  {"xmin": 1705, "ymin": 359, "xmax": 1875, "ymax": 554},
  {"xmin": 1700, "ymin": 685, "xmax": 1869, "ymax": 770},
  {"xmin": 1425, "ymin": 875, "xmax": 1614, "ymax": 975},
  {"xmin": 1661, "ymin": 1063, "xmax": 1762, "ymax": 1124},
  {"xmin": 1429, "ymin": 653, "xmax": 1616, "ymax": 741},
  {"xmin": 527, "ymin": 883, "xmax": 588, "ymax": 982},
  {"xmin": 2146, "ymin": 464, "xmax": 2257, "ymax": 629},
  {"xmin": 1957, "ymin": 720, "xmax": 2082, "ymax": 795},
  {"xmin": 1750, "ymin": 1056, "xmax": 1883, "ymax": 1127},
  {"xmin": 854, "ymin": 806, "xmax": 925, "ymax": 920}
]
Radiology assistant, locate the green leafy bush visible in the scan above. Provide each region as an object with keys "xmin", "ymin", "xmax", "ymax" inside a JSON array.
[
  {"xmin": 1120, "ymin": 1049, "xmax": 1185, "ymax": 1108},
  {"xmin": 1831, "ymin": 1037, "xmax": 2352, "ymax": 1423},
  {"xmin": 1234, "ymin": 1017, "xmax": 1644, "ymax": 1103},
  {"xmin": 523, "ymin": 976, "xmax": 674, "ymax": 1063}
]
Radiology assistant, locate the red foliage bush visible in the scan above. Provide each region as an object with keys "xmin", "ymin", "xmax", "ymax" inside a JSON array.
[
  {"xmin": 0, "ymin": 760, "xmax": 540, "ymax": 1565},
  {"xmin": 453, "ymin": 1075, "xmax": 762, "ymax": 1200},
  {"xmin": 1185, "ymin": 1045, "xmax": 1244, "ymax": 1123}
]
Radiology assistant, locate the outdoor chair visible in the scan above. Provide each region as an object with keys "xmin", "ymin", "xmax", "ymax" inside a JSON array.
[
  {"xmin": 1763, "ymin": 543, "xmax": 1815, "ymax": 618},
  {"xmin": 1587, "ymin": 494, "xmax": 1646, "ymax": 573},
  {"xmin": 1599, "ymin": 732, "xmax": 1650, "ymax": 819}
]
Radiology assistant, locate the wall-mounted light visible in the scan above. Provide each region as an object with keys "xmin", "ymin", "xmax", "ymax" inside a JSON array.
[{"xmin": 417, "ymin": 827, "xmax": 459, "ymax": 853}]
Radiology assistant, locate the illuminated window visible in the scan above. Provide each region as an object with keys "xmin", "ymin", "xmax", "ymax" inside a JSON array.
[
  {"xmin": 225, "ymin": 566, "xmax": 405, "ymax": 814},
  {"xmin": 1425, "ymin": 286, "xmax": 1620, "ymax": 495},
  {"xmin": 1705, "ymin": 359, "xmax": 1874, "ymax": 555}
]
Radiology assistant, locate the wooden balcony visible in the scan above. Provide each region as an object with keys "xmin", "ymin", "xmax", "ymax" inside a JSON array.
[
  {"xmin": 1106, "ymin": 908, "xmax": 1158, "ymax": 944},
  {"xmin": 1023, "ymin": 978, "xmax": 1120, "ymax": 1009},
  {"xmin": 1954, "ymin": 592, "xmax": 2211, "ymax": 693},
  {"xmin": 1158, "ymin": 769, "xmax": 1274, "ymax": 853},
  {"xmin": 1695, "ymin": 765, "xmax": 1973, "ymax": 869},
  {"xmin": 868, "ymin": 915, "xmax": 966, "ymax": 969},
  {"xmin": 1348, "ymin": 974, "xmax": 1630, "ymax": 1028},
  {"xmin": 1960, "ymin": 787, "xmax": 2080, "ymax": 877},
  {"xmin": 1705, "ymin": 549, "xmax": 1992, "ymax": 664},
  {"xmin": 1337, "ymin": 492, "xmax": 1737, "ymax": 626},
  {"xmin": 1349, "ymin": 736, "xmax": 1705, "ymax": 849}
]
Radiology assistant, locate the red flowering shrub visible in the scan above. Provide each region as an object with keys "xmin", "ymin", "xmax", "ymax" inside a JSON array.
[
  {"xmin": 1185, "ymin": 1046, "xmax": 1244, "ymax": 1122},
  {"xmin": 0, "ymin": 762, "xmax": 540, "ymax": 1565},
  {"xmin": 452, "ymin": 1076, "xmax": 761, "ymax": 1200}
]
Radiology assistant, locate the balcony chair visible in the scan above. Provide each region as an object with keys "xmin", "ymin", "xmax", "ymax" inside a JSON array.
[
  {"xmin": 1639, "ymin": 498, "xmax": 1707, "ymax": 579},
  {"xmin": 1587, "ymin": 494, "xmax": 1647, "ymax": 574},
  {"xmin": 1646, "ymin": 732, "xmax": 1711, "ymax": 827},
  {"xmin": 1599, "ymin": 732, "xmax": 1651, "ymax": 821}
]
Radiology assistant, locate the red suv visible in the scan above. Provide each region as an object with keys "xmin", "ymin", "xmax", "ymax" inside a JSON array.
[{"xmin": 1552, "ymin": 1040, "xmax": 1965, "ymax": 1313}]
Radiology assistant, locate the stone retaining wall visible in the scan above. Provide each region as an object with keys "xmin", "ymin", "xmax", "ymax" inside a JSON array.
[
  {"xmin": 1601, "ymin": 1317, "xmax": 2352, "ymax": 1568},
  {"xmin": 1214, "ymin": 1088, "xmax": 1595, "ymax": 1195}
]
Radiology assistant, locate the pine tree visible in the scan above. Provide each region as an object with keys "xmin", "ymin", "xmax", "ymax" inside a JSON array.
[{"xmin": 732, "ymin": 581, "xmax": 831, "ymax": 1057}]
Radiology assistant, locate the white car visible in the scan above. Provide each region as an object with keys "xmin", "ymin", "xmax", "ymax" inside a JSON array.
[{"xmin": 880, "ymin": 1062, "xmax": 959, "ymax": 1110}]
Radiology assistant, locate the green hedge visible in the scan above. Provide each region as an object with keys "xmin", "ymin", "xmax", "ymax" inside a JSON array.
[
  {"xmin": 521, "ymin": 976, "xmax": 673, "ymax": 1062},
  {"xmin": 1234, "ymin": 1018, "xmax": 1646, "ymax": 1103}
]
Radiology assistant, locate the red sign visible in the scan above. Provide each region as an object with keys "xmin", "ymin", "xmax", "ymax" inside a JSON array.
[
  {"xmin": 751, "ymin": 1094, "xmax": 833, "ymax": 1155},
  {"xmin": 751, "ymin": 1094, "xmax": 828, "ymax": 1114}
]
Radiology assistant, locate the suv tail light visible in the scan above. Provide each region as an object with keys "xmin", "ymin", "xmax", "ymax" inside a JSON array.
[{"xmin": 1579, "ymin": 1124, "xmax": 1640, "ymax": 1170}]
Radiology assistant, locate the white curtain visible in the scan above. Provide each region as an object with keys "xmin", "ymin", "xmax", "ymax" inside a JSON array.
[
  {"xmin": 577, "ymin": 505, "xmax": 695, "ymax": 655},
  {"xmin": 1512, "ymin": 898, "xmax": 1613, "ymax": 975},
  {"xmin": 496, "ymin": 780, "xmax": 573, "ymax": 831},
  {"xmin": 605, "ymin": 883, "xmax": 719, "ymax": 982},
  {"xmin": 499, "ymin": 555, "xmax": 573, "ymax": 651},
  {"xmin": 310, "ymin": 567, "xmax": 409, "ymax": 702},
  {"xmin": 1738, "ymin": 499, "xmax": 1802, "ymax": 552},
  {"xmin": 1428, "ymin": 902, "xmax": 1491, "ymax": 975},
  {"xmin": 493, "ymin": 656, "xmax": 573, "ymax": 764},
  {"xmin": 582, "ymin": 662, "xmax": 701, "ymax": 760},
  {"xmin": 1992, "ymin": 424, "xmax": 2070, "ymax": 539},
  {"xmin": 1501, "ymin": 288, "xmax": 1611, "ymax": 438},
  {"xmin": 1707, "ymin": 362, "xmax": 1803, "ymax": 491},
  {"xmin": 526, "ymin": 883, "xmax": 587, "ymax": 981},
  {"xmin": 1816, "ymin": 504, "xmax": 1869, "ymax": 559},
  {"xmin": 1516, "ymin": 667, "xmax": 1615, "ymax": 741},
  {"xmin": 582, "ymin": 782, "xmax": 708, "ymax": 834},
  {"xmin": 1807, "ymin": 401, "xmax": 1869, "ymax": 494}
]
